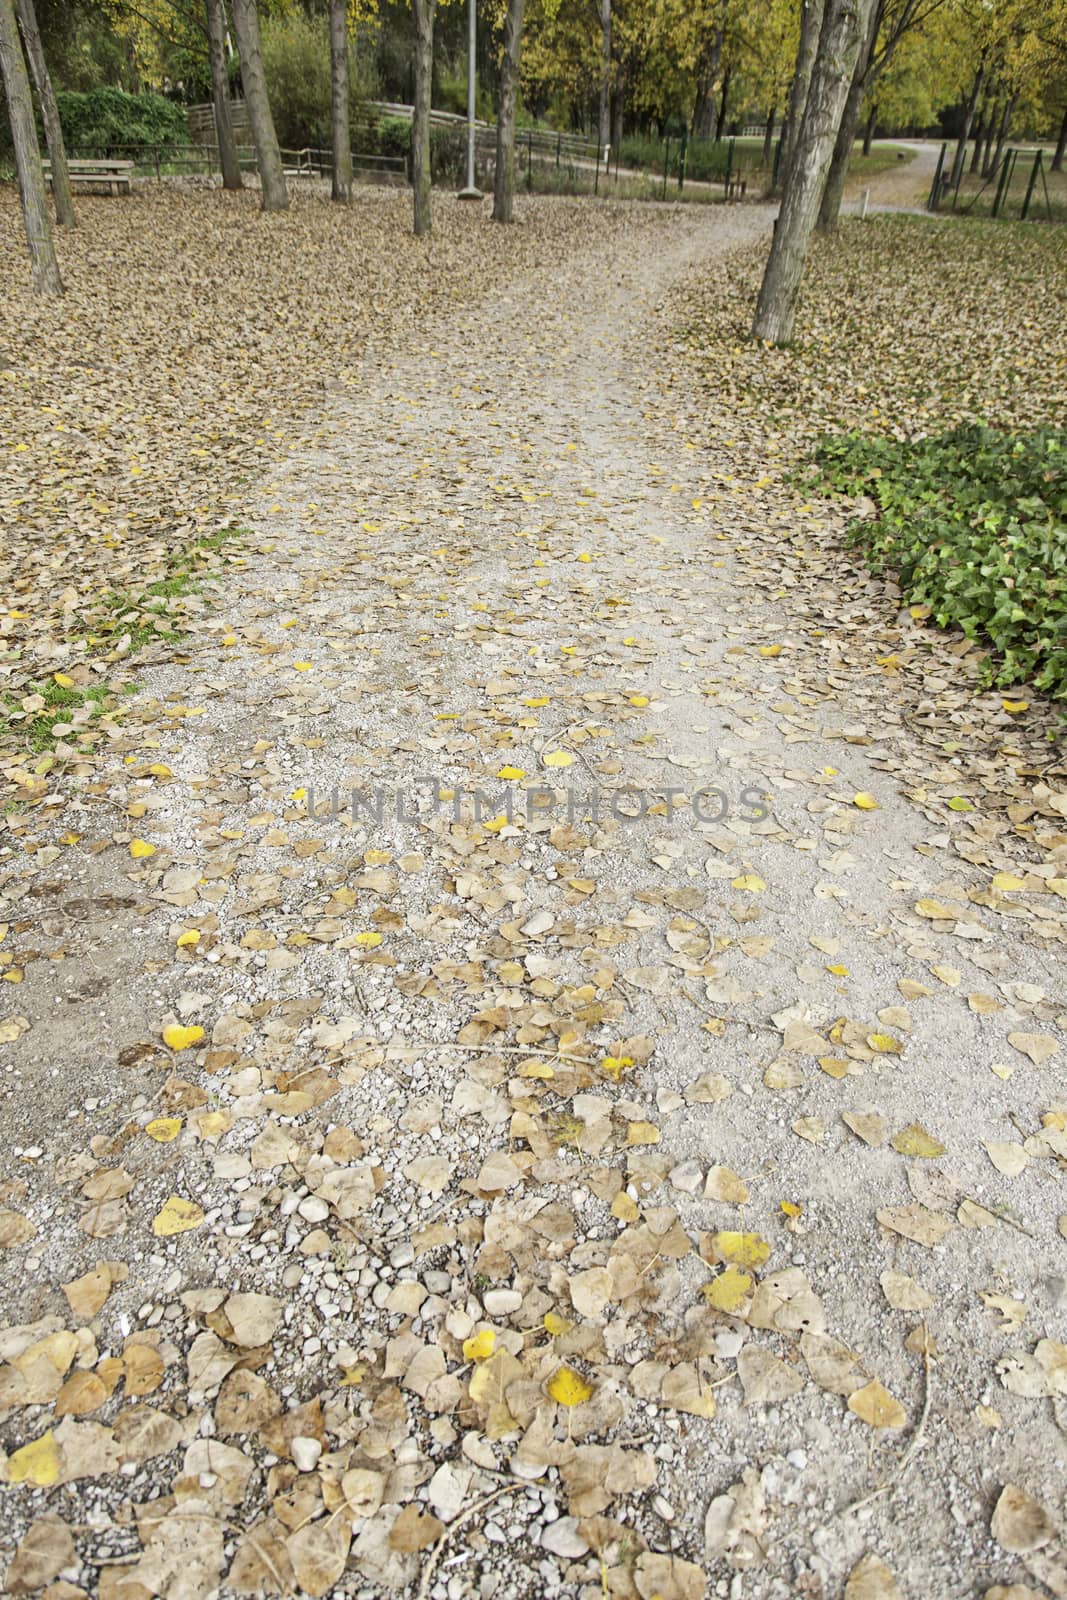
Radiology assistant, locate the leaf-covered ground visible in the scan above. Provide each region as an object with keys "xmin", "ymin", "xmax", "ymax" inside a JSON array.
[{"xmin": 1, "ymin": 180, "xmax": 1067, "ymax": 1600}]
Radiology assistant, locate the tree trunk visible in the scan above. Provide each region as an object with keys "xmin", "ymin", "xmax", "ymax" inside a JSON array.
[
  {"xmin": 981, "ymin": 102, "xmax": 997, "ymax": 176},
  {"xmin": 715, "ymin": 63, "xmax": 732, "ymax": 141},
  {"xmin": 762, "ymin": 105, "xmax": 777, "ymax": 167},
  {"xmin": 611, "ymin": 66, "xmax": 624, "ymax": 155},
  {"xmin": 1054, "ymin": 102, "xmax": 1067, "ymax": 173},
  {"xmin": 817, "ymin": 0, "xmax": 880, "ymax": 229},
  {"xmin": 991, "ymin": 90, "xmax": 1017, "ymax": 177},
  {"xmin": 230, "ymin": 0, "xmax": 288, "ymax": 211},
  {"xmin": 492, "ymin": 0, "xmax": 525, "ymax": 222},
  {"xmin": 329, "ymin": 0, "xmax": 351, "ymax": 201},
  {"xmin": 206, "ymin": 0, "xmax": 243, "ymax": 191},
  {"xmin": 948, "ymin": 62, "xmax": 984, "ymax": 192},
  {"xmin": 778, "ymin": 0, "xmax": 822, "ymax": 193},
  {"xmin": 692, "ymin": 26, "xmax": 724, "ymax": 139},
  {"xmin": 752, "ymin": 0, "xmax": 872, "ymax": 345},
  {"xmin": 0, "ymin": 0, "xmax": 62, "ymax": 292},
  {"xmin": 969, "ymin": 104, "xmax": 985, "ymax": 173},
  {"xmin": 862, "ymin": 101, "xmax": 876, "ymax": 154},
  {"xmin": 597, "ymin": 0, "xmax": 611, "ymax": 148},
  {"xmin": 411, "ymin": 0, "xmax": 436, "ymax": 235},
  {"xmin": 14, "ymin": 0, "xmax": 73, "ymax": 226}
]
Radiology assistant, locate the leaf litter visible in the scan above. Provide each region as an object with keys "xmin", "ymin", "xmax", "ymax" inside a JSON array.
[{"xmin": 0, "ymin": 175, "xmax": 1065, "ymax": 1598}]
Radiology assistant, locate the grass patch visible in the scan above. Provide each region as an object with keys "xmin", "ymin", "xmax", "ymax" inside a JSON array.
[
  {"xmin": 811, "ymin": 424, "xmax": 1067, "ymax": 695},
  {"xmin": 75, "ymin": 525, "xmax": 242, "ymax": 660},
  {"xmin": 2, "ymin": 676, "xmax": 119, "ymax": 753}
]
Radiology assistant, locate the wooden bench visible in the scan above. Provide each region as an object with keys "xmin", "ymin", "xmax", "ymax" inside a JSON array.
[
  {"xmin": 724, "ymin": 176, "xmax": 748, "ymax": 201},
  {"xmin": 45, "ymin": 159, "xmax": 134, "ymax": 196}
]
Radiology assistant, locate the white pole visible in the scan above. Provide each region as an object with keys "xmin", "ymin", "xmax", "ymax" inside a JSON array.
[
  {"xmin": 458, "ymin": 0, "xmax": 481, "ymax": 197},
  {"xmin": 860, "ymin": 186, "xmax": 870, "ymax": 218}
]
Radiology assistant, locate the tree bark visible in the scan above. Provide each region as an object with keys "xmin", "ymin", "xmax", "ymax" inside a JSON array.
[
  {"xmin": 752, "ymin": 0, "xmax": 872, "ymax": 345},
  {"xmin": 492, "ymin": 0, "xmax": 525, "ymax": 222},
  {"xmin": 1053, "ymin": 102, "xmax": 1067, "ymax": 173},
  {"xmin": 862, "ymin": 101, "xmax": 876, "ymax": 154},
  {"xmin": 981, "ymin": 101, "xmax": 997, "ymax": 176},
  {"xmin": 14, "ymin": 0, "xmax": 73, "ymax": 226},
  {"xmin": 762, "ymin": 105, "xmax": 776, "ymax": 168},
  {"xmin": 817, "ymin": 0, "xmax": 880, "ymax": 229},
  {"xmin": 611, "ymin": 65, "xmax": 624, "ymax": 155},
  {"xmin": 206, "ymin": 0, "xmax": 243, "ymax": 191},
  {"xmin": 778, "ymin": 0, "xmax": 822, "ymax": 194},
  {"xmin": 969, "ymin": 104, "xmax": 985, "ymax": 173},
  {"xmin": 597, "ymin": 0, "xmax": 611, "ymax": 148},
  {"xmin": 0, "ymin": 0, "xmax": 62, "ymax": 292},
  {"xmin": 715, "ymin": 63, "xmax": 732, "ymax": 140},
  {"xmin": 991, "ymin": 89, "xmax": 1017, "ymax": 177},
  {"xmin": 692, "ymin": 25, "xmax": 724, "ymax": 139},
  {"xmin": 230, "ymin": 0, "xmax": 288, "ymax": 211},
  {"xmin": 329, "ymin": 0, "xmax": 351, "ymax": 201},
  {"xmin": 948, "ymin": 61, "xmax": 984, "ymax": 192},
  {"xmin": 412, "ymin": 0, "xmax": 436, "ymax": 235}
]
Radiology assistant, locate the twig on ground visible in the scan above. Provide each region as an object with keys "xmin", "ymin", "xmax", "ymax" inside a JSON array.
[
  {"xmin": 416, "ymin": 1482, "xmax": 526, "ymax": 1600},
  {"xmin": 839, "ymin": 1344, "xmax": 933, "ymax": 1518}
]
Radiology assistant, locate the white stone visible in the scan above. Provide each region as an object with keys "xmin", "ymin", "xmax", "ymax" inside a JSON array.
[
  {"xmin": 291, "ymin": 1436, "xmax": 322, "ymax": 1473},
  {"xmin": 540, "ymin": 1517, "xmax": 589, "ymax": 1559}
]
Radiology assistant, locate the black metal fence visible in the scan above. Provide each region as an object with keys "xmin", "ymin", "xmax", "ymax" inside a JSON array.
[{"xmin": 927, "ymin": 140, "xmax": 1061, "ymax": 222}]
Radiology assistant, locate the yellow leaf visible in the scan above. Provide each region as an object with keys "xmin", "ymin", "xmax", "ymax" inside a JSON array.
[
  {"xmin": 293, "ymin": 661, "xmax": 313, "ymax": 671},
  {"xmin": 992, "ymin": 873, "xmax": 1025, "ymax": 892},
  {"xmin": 152, "ymin": 1196, "xmax": 204, "ymax": 1236},
  {"xmin": 947, "ymin": 796, "xmax": 972, "ymax": 812},
  {"xmin": 6, "ymin": 1429, "xmax": 60, "ymax": 1486},
  {"xmin": 162, "ymin": 1024, "xmax": 204, "ymax": 1052},
  {"xmin": 848, "ymin": 1379, "xmax": 906, "ymax": 1429},
  {"xmin": 463, "ymin": 1328, "xmax": 496, "ymax": 1362},
  {"xmin": 496, "ymin": 766, "xmax": 525, "ymax": 781},
  {"xmin": 731, "ymin": 873, "xmax": 766, "ymax": 892},
  {"xmin": 1001, "ymin": 699, "xmax": 1028, "ymax": 714},
  {"xmin": 758, "ymin": 644, "xmax": 782, "ymax": 657},
  {"xmin": 600, "ymin": 1054, "xmax": 634, "ymax": 1082},
  {"xmin": 354, "ymin": 931, "xmax": 383, "ymax": 949},
  {"xmin": 518, "ymin": 1059, "xmax": 554, "ymax": 1079},
  {"xmin": 853, "ymin": 792, "xmax": 878, "ymax": 810},
  {"xmin": 626, "ymin": 1121, "xmax": 660, "ymax": 1145},
  {"xmin": 129, "ymin": 839, "xmax": 156, "ymax": 859},
  {"xmin": 827, "ymin": 963, "xmax": 849, "ymax": 977},
  {"xmin": 543, "ymin": 750, "xmax": 573, "ymax": 768},
  {"xmin": 712, "ymin": 1231, "xmax": 771, "ymax": 1270},
  {"xmin": 543, "ymin": 1312, "xmax": 571, "ymax": 1336},
  {"xmin": 53, "ymin": 672, "xmax": 75, "ymax": 688},
  {"xmin": 147, "ymin": 763, "xmax": 172, "ymax": 778},
  {"xmin": 547, "ymin": 1365, "xmax": 593, "ymax": 1407},
  {"xmin": 780, "ymin": 1200, "xmax": 802, "ymax": 1218},
  {"xmin": 628, "ymin": 694, "xmax": 649, "ymax": 706},
  {"xmin": 176, "ymin": 929, "xmax": 200, "ymax": 947},
  {"xmin": 610, "ymin": 1191, "xmax": 639, "ymax": 1222},
  {"xmin": 867, "ymin": 1033, "xmax": 903, "ymax": 1054},
  {"xmin": 524, "ymin": 696, "xmax": 550, "ymax": 707},
  {"xmin": 145, "ymin": 1117, "xmax": 182, "ymax": 1143},
  {"xmin": 703, "ymin": 1266, "xmax": 752, "ymax": 1312},
  {"xmin": 891, "ymin": 1123, "xmax": 945, "ymax": 1158}
]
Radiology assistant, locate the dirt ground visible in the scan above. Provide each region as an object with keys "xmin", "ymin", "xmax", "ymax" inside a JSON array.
[{"xmin": 1, "ymin": 165, "xmax": 1065, "ymax": 1600}]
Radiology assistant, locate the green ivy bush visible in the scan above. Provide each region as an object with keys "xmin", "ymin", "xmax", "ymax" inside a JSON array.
[{"xmin": 813, "ymin": 424, "xmax": 1067, "ymax": 696}]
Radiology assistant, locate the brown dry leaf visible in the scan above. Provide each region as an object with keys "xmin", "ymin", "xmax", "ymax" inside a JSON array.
[
  {"xmin": 845, "ymin": 1553, "xmax": 905, "ymax": 1599},
  {"xmin": 388, "ymin": 1504, "xmax": 445, "ymax": 1553},
  {"xmin": 737, "ymin": 1345, "xmax": 804, "ymax": 1405},
  {"xmin": 62, "ymin": 1262, "xmax": 127, "ymax": 1322},
  {"xmin": 634, "ymin": 1552, "xmax": 707, "ymax": 1600},
  {"xmin": 4, "ymin": 1517, "xmax": 76, "ymax": 1594},
  {"xmin": 286, "ymin": 1516, "xmax": 352, "ymax": 1598},
  {"xmin": 842, "ymin": 1112, "xmax": 888, "ymax": 1148},
  {"xmin": 876, "ymin": 1204, "xmax": 954, "ymax": 1247},
  {"xmin": 984, "ymin": 1141, "xmax": 1029, "ymax": 1178},
  {"xmin": 880, "ymin": 1271, "xmax": 934, "ymax": 1311},
  {"xmin": 991, "ymin": 1484, "xmax": 1057, "ymax": 1554},
  {"xmin": 704, "ymin": 1165, "xmax": 749, "ymax": 1203},
  {"xmin": 848, "ymin": 1380, "xmax": 907, "ymax": 1429}
]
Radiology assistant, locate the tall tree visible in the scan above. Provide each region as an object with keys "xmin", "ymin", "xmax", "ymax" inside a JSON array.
[
  {"xmin": 15, "ymin": 0, "xmax": 74, "ymax": 226},
  {"xmin": 778, "ymin": 0, "xmax": 824, "ymax": 192},
  {"xmin": 329, "ymin": 0, "xmax": 351, "ymax": 201},
  {"xmin": 819, "ymin": 0, "xmax": 940, "ymax": 230},
  {"xmin": 411, "ymin": 0, "xmax": 436, "ymax": 235},
  {"xmin": 598, "ymin": 0, "xmax": 611, "ymax": 146},
  {"xmin": 206, "ymin": 0, "xmax": 242, "ymax": 191},
  {"xmin": 230, "ymin": 0, "xmax": 288, "ymax": 211},
  {"xmin": 0, "ymin": 0, "xmax": 62, "ymax": 292},
  {"xmin": 752, "ymin": 0, "xmax": 873, "ymax": 345},
  {"xmin": 493, "ymin": 0, "xmax": 526, "ymax": 222}
]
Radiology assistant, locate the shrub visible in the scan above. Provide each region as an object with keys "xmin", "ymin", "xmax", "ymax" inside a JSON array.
[
  {"xmin": 812, "ymin": 424, "xmax": 1067, "ymax": 696},
  {"xmin": 55, "ymin": 87, "xmax": 187, "ymax": 153},
  {"xmin": 260, "ymin": 12, "xmax": 332, "ymax": 148}
]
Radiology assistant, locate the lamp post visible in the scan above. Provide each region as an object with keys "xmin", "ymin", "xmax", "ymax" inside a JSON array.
[{"xmin": 458, "ymin": 0, "xmax": 482, "ymax": 198}]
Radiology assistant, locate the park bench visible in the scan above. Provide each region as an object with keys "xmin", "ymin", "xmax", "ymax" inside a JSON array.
[
  {"xmin": 45, "ymin": 159, "xmax": 134, "ymax": 196},
  {"xmin": 724, "ymin": 175, "xmax": 748, "ymax": 201}
]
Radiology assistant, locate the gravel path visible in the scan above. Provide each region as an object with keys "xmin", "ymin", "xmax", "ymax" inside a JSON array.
[{"xmin": 1, "ymin": 185, "xmax": 1064, "ymax": 1600}]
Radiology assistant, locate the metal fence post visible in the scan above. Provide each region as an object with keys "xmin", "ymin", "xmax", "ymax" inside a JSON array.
[
  {"xmin": 526, "ymin": 128, "xmax": 533, "ymax": 189},
  {"xmin": 556, "ymin": 131, "xmax": 561, "ymax": 168},
  {"xmin": 1020, "ymin": 148, "xmax": 1041, "ymax": 220},
  {"xmin": 594, "ymin": 138, "xmax": 600, "ymax": 196},
  {"xmin": 678, "ymin": 130, "xmax": 687, "ymax": 192},
  {"xmin": 663, "ymin": 134, "xmax": 670, "ymax": 198}
]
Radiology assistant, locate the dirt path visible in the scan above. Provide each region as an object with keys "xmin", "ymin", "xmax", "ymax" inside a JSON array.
[{"xmin": 2, "ymin": 194, "xmax": 1064, "ymax": 1600}]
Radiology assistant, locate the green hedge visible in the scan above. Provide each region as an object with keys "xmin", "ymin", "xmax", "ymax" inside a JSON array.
[
  {"xmin": 813, "ymin": 424, "xmax": 1067, "ymax": 697},
  {"xmin": 56, "ymin": 88, "xmax": 187, "ymax": 153}
]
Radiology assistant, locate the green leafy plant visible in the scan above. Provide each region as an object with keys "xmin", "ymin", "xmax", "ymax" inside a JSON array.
[
  {"xmin": 55, "ymin": 87, "xmax": 187, "ymax": 154},
  {"xmin": 811, "ymin": 424, "xmax": 1067, "ymax": 696}
]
